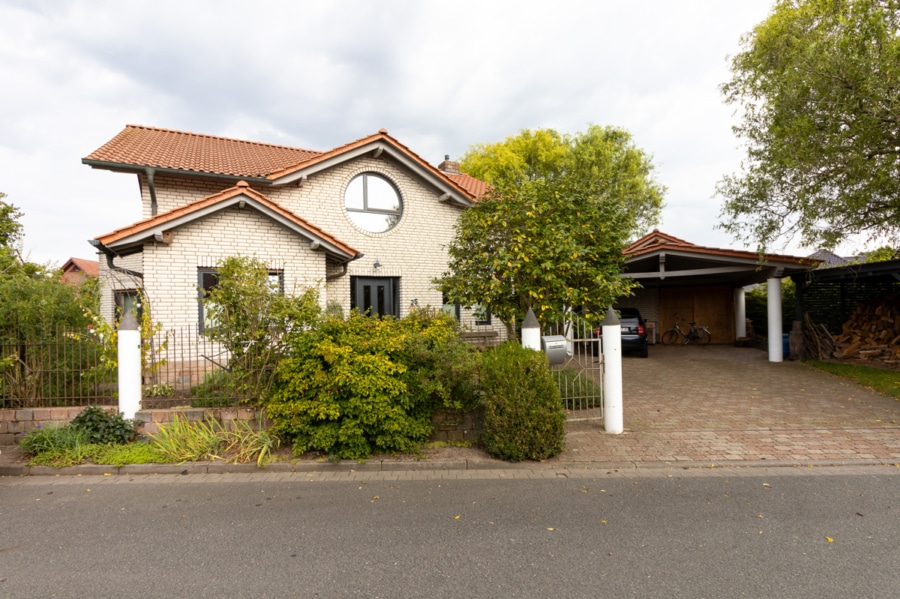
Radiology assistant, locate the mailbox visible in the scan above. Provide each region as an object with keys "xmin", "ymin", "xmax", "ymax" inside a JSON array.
[{"xmin": 541, "ymin": 335, "xmax": 567, "ymax": 365}]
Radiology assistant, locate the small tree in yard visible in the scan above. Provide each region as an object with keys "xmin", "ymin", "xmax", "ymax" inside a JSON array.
[
  {"xmin": 201, "ymin": 256, "xmax": 321, "ymax": 400},
  {"xmin": 438, "ymin": 126, "xmax": 664, "ymax": 338}
]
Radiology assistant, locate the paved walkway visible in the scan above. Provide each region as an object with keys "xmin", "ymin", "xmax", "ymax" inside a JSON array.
[
  {"xmin": 2, "ymin": 346, "xmax": 899, "ymax": 476},
  {"xmin": 562, "ymin": 345, "xmax": 900, "ymax": 464}
]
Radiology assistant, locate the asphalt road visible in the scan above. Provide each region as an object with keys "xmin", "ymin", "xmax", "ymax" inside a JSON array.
[{"xmin": 2, "ymin": 468, "xmax": 899, "ymax": 598}]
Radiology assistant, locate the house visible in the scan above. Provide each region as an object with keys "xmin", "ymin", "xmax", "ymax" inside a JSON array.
[
  {"xmin": 617, "ymin": 230, "xmax": 819, "ymax": 347},
  {"xmin": 83, "ymin": 125, "xmax": 490, "ymax": 332},
  {"xmin": 60, "ymin": 257, "xmax": 99, "ymax": 285}
]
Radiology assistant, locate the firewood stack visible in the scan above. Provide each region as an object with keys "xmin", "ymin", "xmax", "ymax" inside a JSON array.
[{"xmin": 831, "ymin": 293, "xmax": 900, "ymax": 365}]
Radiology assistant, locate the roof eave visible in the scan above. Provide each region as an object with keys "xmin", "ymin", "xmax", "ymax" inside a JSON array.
[{"xmin": 81, "ymin": 158, "xmax": 273, "ymax": 184}]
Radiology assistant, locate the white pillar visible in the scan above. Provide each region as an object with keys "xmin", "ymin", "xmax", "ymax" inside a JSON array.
[
  {"xmin": 766, "ymin": 277, "xmax": 783, "ymax": 363},
  {"xmin": 601, "ymin": 307, "xmax": 623, "ymax": 434},
  {"xmin": 734, "ymin": 288, "xmax": 747, "ymax": 338},
  {"xmin": 521, "ymin": 307, "xmax": 541, "ymax": 351},
  {"xmin": 117, "ymin": 311, "xmax": 142, "ymax": 419}
]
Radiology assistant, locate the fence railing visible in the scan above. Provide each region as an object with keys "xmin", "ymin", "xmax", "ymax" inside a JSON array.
[{"xmin": 0, "ymin": 328, "xmax": 117, "ymax": 409}]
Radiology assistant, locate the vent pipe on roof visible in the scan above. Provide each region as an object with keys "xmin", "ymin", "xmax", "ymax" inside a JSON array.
[{"xmin": 145, "ymin": 168, "xmax": 159, "ymax": 216}]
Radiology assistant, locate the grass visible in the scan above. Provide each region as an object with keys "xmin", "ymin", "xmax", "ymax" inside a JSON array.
[{"xmin": 806, "ymin": 360, "xmax": 900, "ymax": 399}]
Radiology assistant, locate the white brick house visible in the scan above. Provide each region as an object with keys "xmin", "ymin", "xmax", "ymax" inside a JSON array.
[{"xmin": 83, "ymin": 125, "xmax": 490, "ymax": 332}]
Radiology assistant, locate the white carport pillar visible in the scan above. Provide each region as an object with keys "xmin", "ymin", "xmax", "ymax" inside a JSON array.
[
  {"xmin": 734, "ymin": 288, "xmax": 747, "ymax": 338},
  {"xmin": 766, "ymin": 277, "xmax": 783, "ymax": 363}
]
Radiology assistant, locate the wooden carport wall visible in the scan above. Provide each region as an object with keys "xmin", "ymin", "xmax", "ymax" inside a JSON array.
[{"xmin": 619, "ymin": 231, "xmax": 819, "ymax": 362}]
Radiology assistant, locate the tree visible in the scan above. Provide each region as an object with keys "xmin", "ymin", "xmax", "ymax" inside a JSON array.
[
  {"xmin": 438, "ymin": 127, "xmax": 664, "ymax": 335},
  {"xmin": 438, "ymin": 178, "xmax": 640, "ymax": 337},
  {"xmin": 0, "ymin": 192, "xmax": 24, "ymax": 273},
  {"xmin": 461, "ymin": 125, "xmax": 665, "ymax": 235},
  {"xmin": 718, "ymin": 0, "xmax": 900, "ymax": 252}
]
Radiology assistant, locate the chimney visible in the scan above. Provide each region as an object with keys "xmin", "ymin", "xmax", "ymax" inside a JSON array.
[{"xmin": 438, "ymin": 154, "xmax": 460, "ymax": 175}]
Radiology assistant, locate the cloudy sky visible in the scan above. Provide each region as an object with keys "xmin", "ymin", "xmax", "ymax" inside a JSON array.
[{"xmin": 1, "ymin": 0, "xmax": 834, "ymax": 267}]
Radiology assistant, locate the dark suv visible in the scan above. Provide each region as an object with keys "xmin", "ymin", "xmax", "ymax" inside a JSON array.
[{"xmin": 593, "ymin": 307, "xmax": 649, "ymax": 358}]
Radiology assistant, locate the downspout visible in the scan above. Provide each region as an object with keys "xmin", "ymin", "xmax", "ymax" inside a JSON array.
[
  {"xmin": 89, "ymin": 240, "xmax": 144, "ymax": 280},
  {"xmin": 145, "ymin": 168, "xmax": 158, "ymax": 216},
  {"xmin": 325, "ymin": 253, "xmax": 363, "ymax": 282}
]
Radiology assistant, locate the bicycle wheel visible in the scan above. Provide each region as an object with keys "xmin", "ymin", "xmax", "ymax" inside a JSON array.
[
  {"xmin": 696, "ymin": 329, "xmax": 711, "ymax": 345},
  {"xmin": 661, "ymin": 329, "xmax": 681, "ymax": 345}
]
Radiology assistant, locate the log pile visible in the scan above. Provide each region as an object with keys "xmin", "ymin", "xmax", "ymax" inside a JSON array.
[
  {"xmin": 803, "ymin": 313, "xmax": 835, "ymax": 360},
  {"xmin": 831, "ymin": 293, "xmax": 900, "ymax": 365}
]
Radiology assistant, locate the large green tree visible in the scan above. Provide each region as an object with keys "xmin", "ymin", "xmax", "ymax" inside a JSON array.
[
  {"xmin": 718, "ymin": 0, "xmax": 900, "ymax": 251},
  {"xmin": 461, "ymin": 125, "xmax": 665, "ymax": 234},
  {"xmin": 438, "ymin": 126, "xmax": 664, "ymax": 335}
]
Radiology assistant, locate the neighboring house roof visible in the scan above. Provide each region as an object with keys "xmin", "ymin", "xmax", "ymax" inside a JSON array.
[
  {"xmin": 83, "ymin": 125, "xmax": 481, "ymax": 205},
  {"xmin": 807, "ymin": 249, "xmax": 853, "ymax": 268},
  {"xmin": 92, "ymin": 181, "xmax": 359, "ymax": 263},
  {"xmin": 623, "ymin": 229, "xmax": 820, "ymax": 287},
  {"xmin": 61, "ymin": 257, "xmax": 100, "ymax": 277},
  {"xmin": 60, "ymin": 257, "xmax": 99, "ymax": 283}
]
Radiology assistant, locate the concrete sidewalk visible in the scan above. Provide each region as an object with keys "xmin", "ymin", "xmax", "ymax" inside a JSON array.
[{"xmin": 2, "ymin": 346, "xmax": 899, "ymax": 477}]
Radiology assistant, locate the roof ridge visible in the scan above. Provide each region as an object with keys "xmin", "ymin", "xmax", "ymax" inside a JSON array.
[{"xmin": 123, "ymin": 124, "xmax": 322, "ymax": 155}]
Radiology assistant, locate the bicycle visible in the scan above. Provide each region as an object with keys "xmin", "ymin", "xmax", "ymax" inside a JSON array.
[{"xmin": 661, "ymin": 316, "xmax": 711, "ymax": 345}]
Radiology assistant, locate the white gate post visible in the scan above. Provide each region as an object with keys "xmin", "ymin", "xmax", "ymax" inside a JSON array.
[
  {"xmin": 601, "ymin": 307, "xmax": 623, "ymax": 434},
  {"xmin": 766, "ymin": 277, "xmax": 783, "ymax": 363},
  {"xmin": 521, "ymin": 307, "xmax": 541, "ymax": 351},
  {"xmin": 117, "ymin": 311, "xmax": 142, "ymax": 419}
]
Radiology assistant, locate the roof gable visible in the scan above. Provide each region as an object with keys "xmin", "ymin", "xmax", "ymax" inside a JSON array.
[{"xmin": 93, "ymin": 181, "xmax": 359, "ymax": 262}]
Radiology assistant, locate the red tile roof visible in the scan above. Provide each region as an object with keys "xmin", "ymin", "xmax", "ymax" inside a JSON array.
[
  {"xmin": 625, "ymin": 229, "xmax": 818, "ymax": 266},
  {"xmin": 61, "ymin": 257, "xmax": 100, "ymax": 277},
  {"xmin": 85, "ymin": 125, "xmax": 483, "ymax": 202},
  {"xmin": 95, "ymin": 181, "xmax": 358, "ymax": 259},
  {"xmin": 84, "ymin": 125, "xmax": 321, "ymax": 178}
]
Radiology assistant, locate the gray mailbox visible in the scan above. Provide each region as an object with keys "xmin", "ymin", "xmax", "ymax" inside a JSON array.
[{"xmin": 541, "ymin": 335, "xmax": 567, "ymax": 365}]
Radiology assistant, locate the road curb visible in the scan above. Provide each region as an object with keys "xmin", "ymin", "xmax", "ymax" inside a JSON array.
[{"xmin": 3, "ymin": 457, "xmax": 898, "ymax": 478}]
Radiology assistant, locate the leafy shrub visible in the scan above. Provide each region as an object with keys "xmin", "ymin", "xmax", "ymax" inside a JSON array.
[
  {"xmin": 267, "ymin": 309, "xmax": 480, "ymax": 460},
  {"xmin": 480, "ymin": 342, "xmax": 566, "ymax": 462},
  {"xmin": 69, "ymin": 405, "xmax": 140, "ymax": 445}
]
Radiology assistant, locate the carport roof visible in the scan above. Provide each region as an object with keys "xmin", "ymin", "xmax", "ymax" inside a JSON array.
[{"xmin": 623, "ymin": 230, "xmax": 819, "ymax": 288}]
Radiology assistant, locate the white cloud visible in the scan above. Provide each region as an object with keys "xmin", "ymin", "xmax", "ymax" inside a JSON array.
[{"xmin": 5, "ymin": 0, "xmax": 851, "ymax": 268}]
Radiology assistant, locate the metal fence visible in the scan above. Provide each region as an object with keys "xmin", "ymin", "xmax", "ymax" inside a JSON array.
[
  {"xmin": 0, "ymin": 328, "xmax": 117, "ymax": 409},
  {"xmin": 544, "ymin": 317, "xmax": 604, "ymax": 421}
]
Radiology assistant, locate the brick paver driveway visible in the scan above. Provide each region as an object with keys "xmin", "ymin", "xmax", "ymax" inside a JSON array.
[{"xmin": 562, "ymin": 345, "xmax": 900, "ymax": 464}]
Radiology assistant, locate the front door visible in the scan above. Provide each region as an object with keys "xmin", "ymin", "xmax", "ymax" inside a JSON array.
[{"xmin": 352, "ymin": 277, "xmax": 397, "ymax": 317}]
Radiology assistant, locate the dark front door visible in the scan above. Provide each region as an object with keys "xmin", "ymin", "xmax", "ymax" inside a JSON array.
[{"xmin": 352, "ymin": 277, "xmax": 397, "ymax": 317}]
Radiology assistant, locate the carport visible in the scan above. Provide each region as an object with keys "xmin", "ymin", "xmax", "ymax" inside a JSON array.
[{"xmin": 617, "ymin": 231, "xmax": 818, "ymax": 361}]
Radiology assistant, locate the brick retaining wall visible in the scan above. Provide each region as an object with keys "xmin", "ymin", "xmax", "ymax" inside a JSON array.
[{"xmin": 0, "ymin": 407, "xmax": 481, "ymax": 444}]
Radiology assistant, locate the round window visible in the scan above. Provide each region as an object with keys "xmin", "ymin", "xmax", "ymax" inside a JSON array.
[{"xmin": 344, "ymin": 173, "xmax": 403, "ymax": 233}]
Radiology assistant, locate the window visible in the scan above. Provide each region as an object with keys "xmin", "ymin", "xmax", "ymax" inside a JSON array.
[
  {"xmin": 442, "ymin": 293, "xmax": 460, "ymax": 321},
  {"xmin": 344, "ymin": 173, "xmax": 402, "ymax": 233},
  {"xmin": 198, "ymin": 268, "xmax": 283, "ymax": 331},
  {"xmin": 473, "ymin": 304, "xmax": 492, "ymax": 326},
  {"xmin": 351, "ymin": 277, "xmax": 399, "ymax": 317},
  {"xmin": 114, "ymin": 290, "xmax": 142, "ymax": 322}
]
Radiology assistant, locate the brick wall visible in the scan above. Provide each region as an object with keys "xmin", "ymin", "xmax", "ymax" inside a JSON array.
[{"xmin": 0, "ymin": 407, "xmax": 481, "ymax": 445}]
